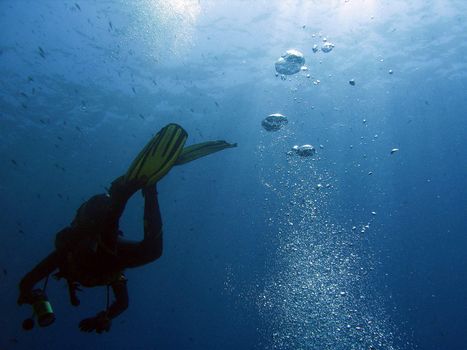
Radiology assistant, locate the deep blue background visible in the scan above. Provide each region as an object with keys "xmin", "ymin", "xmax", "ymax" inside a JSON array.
[{"xmin": 1, "ymin": 1, "xmax": 466, "ymax": 349}]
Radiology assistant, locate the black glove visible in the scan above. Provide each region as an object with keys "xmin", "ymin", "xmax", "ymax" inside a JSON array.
[{"xmin": 79, "ymin": 311, "xmax": 111, "ymax": 334}]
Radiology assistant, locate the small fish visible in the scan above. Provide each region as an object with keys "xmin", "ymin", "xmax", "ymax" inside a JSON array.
[
  {"xmin": 39, "ymin": 118, "xmax": 47, "ymax": 124},
  {"xmin": 152, "ymin": 79, "xmax": 157, "ymax": 86},
  {"xmin": 190, "ymin": 108, "xmax": 194, "ymax": 113},
  {"xmin": 75, "ymin": 126, "xmax": 83, "ymax": 133},
  {"xmin": 132, "ymin": 86, "xmax": 136, "ymax": 94},
  {"xmin": 18, "ymin": 229, "xmax": 24, "ymax": 234},
  {"xmin": 27, "ymin": 75, "xmax": 34, "ymax": 82},
  {"xmin": 57, "ymin": 193, "xmax": 63, "ymax": 199},
  {"xmin": 109, "ymin": 21, "xmax": 113, "ymax": 30},
  {"xmin": 38, "ymin": 46, "xmax": 45, "ymax": 58},
  {"xmin": 20, "ymin": 92, "xmax": 28, "ymax": 98},
  {"xmin": 11, "ymin": 159, "xmax": 18, "ymax": 165},
  {"xmin": 390, "ymin": 148, "xmax": 399, "ymax": 154},
  {"xmin": 57, "ymin": 136, "xmax": 63, "ymax": 141},
  {"xmin": 139, "ymin": 113, "xmax": 145, "ymax": 120},
  {"xmin": 214, "ymin": 101, "xmax": 219, "ymax": 107},
  {"xmin": 21, "ymin": 103, "xmax": 28, "ymax": 109},
  {"xmin": 2, "ymin": 268, "xmax": 6, "ymax": 275},
  {"xmin": 75, "ymin": 3, "xmax": 81, "ymax": 10}
]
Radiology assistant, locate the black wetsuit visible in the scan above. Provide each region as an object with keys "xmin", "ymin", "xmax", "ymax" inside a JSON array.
[{"xmin": 18, "ymin": 178, "xmax": 163, "ymax": 324}]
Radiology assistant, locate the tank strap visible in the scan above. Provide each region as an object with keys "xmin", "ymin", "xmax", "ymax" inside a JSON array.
[
  {"xmin": 42, "ymin": 274, "xmax": 50, "ymax": 292},
  {"xmin": 106, "ymin": 285, "xmax": 110, "ymax": 310}
]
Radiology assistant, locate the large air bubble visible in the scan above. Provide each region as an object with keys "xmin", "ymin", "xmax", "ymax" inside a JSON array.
[
  {"xmin": 321, "ymin": 42, "xmax": 335, "ymax": 53},
  {"xmin": 275, "ymin": 49, "xmax": 305, "ymax": 75},
  {"xmin": 262, "ymin": 113, "xmax": 288, "ymax": 132},
  {"xmin": 291, "ymin": 144, "xmax": 316, "ymax": 157}
]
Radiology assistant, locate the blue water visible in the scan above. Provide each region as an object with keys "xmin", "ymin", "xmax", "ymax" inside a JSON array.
[{"xmin": 1, "ymin": 1, "xmax": 466, "ymax": 349}]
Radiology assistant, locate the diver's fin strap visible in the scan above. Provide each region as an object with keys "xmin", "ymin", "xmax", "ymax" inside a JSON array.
[{"xmin": 175, "ymin": 141, "xmax": 237, "ymax": 166}]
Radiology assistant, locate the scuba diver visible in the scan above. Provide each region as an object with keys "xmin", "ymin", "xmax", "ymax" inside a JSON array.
[{"xmin": 17, "ymin": 123, "xmax": 236, "ymax": 334}]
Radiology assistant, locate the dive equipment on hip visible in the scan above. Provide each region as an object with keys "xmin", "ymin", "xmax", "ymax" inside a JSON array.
[{"xmin": 22, "ymin": 289, "xmax": 55, "ymax": 330}]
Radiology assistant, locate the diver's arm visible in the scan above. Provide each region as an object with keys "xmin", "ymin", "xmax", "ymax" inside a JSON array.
[
  {"xmin": 108, "ymin": 176, "xmax": 146, "ymax": 220},
  {"xmin": 113, "ymin": 186, "xmax": 163, "ymax": 268},
  {"xmin": 18, "ymin": 251, "xmax": 59, "ymax": 304}
]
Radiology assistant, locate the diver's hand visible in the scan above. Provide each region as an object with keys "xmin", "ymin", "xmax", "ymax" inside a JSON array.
[{"xmin": 79, "ymin": 311, "xmax": 111, "ymax": 334}]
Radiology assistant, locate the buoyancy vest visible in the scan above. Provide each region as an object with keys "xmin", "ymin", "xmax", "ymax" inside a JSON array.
[{"xmin": 54, "ymin": 226, "xmax": 123, "ymax": 287}]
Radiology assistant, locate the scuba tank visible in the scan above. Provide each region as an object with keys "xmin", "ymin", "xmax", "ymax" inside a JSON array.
[{"xmin": 22, "ymin": 289, "xmax": 55, "ymax": 330}]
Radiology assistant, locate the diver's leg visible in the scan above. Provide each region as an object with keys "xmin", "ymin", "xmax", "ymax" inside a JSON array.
[
  {"xmin": 141, "ymin": 185, "xmax": 162, "ymax": 241},
  {"xmin": 116, "ymin": 185, "xmax": 163, "ymax": 268},
  {"xmin": 107, "ymin": 176, "xmax": 145, "ymax": 221},
  {"xmin": 139, "ymin": 185, "xmax": 164, "ymax": 260}
]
